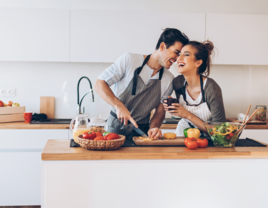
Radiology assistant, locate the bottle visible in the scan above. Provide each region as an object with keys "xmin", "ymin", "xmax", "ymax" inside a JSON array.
[{"xmin": 255, "ymin": 105, "xmax": 267, "ymax": 121}]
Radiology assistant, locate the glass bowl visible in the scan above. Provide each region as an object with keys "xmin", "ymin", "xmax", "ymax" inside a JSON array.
[{"xmin": 204, "ymin": 122, "xmax": 246, "ymax": 148}]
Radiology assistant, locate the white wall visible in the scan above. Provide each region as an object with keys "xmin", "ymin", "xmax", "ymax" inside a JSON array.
[
  {"xmin": 0, "ymin": 0, "xmax": 268, "ymax": 120},
  {"xmin": 1, "ymin": 62, "xmax": 267, "ymax": 119}
]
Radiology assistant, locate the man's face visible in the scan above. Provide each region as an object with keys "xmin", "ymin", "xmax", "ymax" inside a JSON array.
[{"xmin": 159, "ymin": 41, "xmax": 184, "ymax": 69}]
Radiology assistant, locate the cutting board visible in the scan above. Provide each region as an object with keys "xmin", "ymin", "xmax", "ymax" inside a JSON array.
[
  {"xmin": 40, "ymin": 97, "xmax": 55, "ymax": 119},
  {"xmin": 133, "ymin": 136, "xmax": 185, "ymax": 146}
]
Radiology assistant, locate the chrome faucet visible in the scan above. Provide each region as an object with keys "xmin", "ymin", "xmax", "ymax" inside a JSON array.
[{"xmin": 77, "ymin": 76, "xmax": 94, "ymax": 114}]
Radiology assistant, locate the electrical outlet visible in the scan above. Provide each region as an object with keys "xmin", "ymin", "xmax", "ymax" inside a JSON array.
[{"xmin": 0, "ymin": 88, "xmax": 16, "ymax": 96}]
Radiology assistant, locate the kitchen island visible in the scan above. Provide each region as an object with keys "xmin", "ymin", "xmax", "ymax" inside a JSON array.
[{"xmin": 42, "ymin": 139, "xmax": 268, "ymax": 208}]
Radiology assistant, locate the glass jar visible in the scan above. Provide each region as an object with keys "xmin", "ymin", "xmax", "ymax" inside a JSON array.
[
  {"xmin": 88, "ymin": 114, "xmax": 107, "ymax": 133},
  {"xmin": 255, "ymin": 105, "xmax": 267, "ymax": 121}
]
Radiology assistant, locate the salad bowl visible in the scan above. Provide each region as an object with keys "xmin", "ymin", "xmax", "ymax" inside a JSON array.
[{"xmin": 204, "ymin": 122, "xmax": 246, "ymax": 148}]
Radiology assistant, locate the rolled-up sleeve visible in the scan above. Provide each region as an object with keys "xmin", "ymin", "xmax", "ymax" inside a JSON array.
[{"xmin": 98, "ymin": 53, "xmax": 129, "ymax": 86}]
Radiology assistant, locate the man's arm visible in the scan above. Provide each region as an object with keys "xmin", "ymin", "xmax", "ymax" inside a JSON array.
[
  {"xmin": 95, "ymin": 79, "xmax": 138, "ymax": 127},
  {"xmin": 148, "ymin": 103, "xmax": 165, "ymax": 139}
]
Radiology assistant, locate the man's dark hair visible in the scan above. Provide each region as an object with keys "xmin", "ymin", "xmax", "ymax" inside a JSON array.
[{"xmin": 155, "ymin": 28, "xmax": 189, "ymax": 50}]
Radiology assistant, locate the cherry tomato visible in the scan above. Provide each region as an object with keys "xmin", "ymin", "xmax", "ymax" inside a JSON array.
[
  {"xmin": 229, "ymin": 133, "xmax": 234, "ymax": 138},
  {"xmin": 184, "ymin": 137, "xmax": 196, "ymax": 147},
  {"xmin": 186, "ymin": 139, "xmax": 198, "ymax": 150},
  {"xmin": 197, "ymin": 138, "xmax": 208, "ymax": 148},
  {"xmin": 95, "ymin": 132, "xmax": 103, "ymax": 137},
  {"xmin": 94, "ymin": 136, "xmax": 105, "ymax": 140},
  {"xmin": 210, "ymin": 131, "xmax": 214, "ymax": 135},
  {"xmin": 106, "ymin": 133, "xmax": 120, "ymax": 140},
  {"xmin": 83, "ymin": 131, "xmax": 96, "ymax": 140}
]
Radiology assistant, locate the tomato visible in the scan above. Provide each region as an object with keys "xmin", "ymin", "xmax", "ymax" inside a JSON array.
[
  {"xmin": 197, "ymin": 138, "xmax": 208, "ymax": 148},
  {"xmin": 210, "ymin": 131, "xmax": 214, "ymax": 135},
  {"xmin": 184, "ymin": 137, "xmax": 196, "ymax": 147},
  {"xmin": 95, "ymin": 132, "xmax": 103, "ymax": 137},
  {"xmin": 106, "ymin": 133, "xmax": 120, "ymax": 140},
  {"xmin": 186, "ymin": 139, "xmax": 198, "ymax": 150},
  {"xmin": 104, "ymin": 133, "xmax": 117, "ymax": 140},
  {"xmin": 103, "ymin": 132, "xmax": 110, "ymax": 136},
  {"xmin": 229, "ymin": 133, "xmax": 234, "ymax": 137},
  {"xmin": 94, "ymin": 136, "xmax": 105, "ymax": 140},
  {"xmin": 83, "ymin": 131, "xmax": 96, "ymax": 140},
  {"xmin": 226, "ymin": 136, "xmax": 231, "ymax": 139}
]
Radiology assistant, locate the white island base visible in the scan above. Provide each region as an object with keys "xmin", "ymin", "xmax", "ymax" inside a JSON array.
[{"xmin": 42, "ymin": 159, "xmax": 268, "ymax": 208}]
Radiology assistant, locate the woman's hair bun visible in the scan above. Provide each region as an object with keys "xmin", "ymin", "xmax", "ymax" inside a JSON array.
[{"xmin": 203, "ymin": 40, "xmax": 214, "ymax": 56}]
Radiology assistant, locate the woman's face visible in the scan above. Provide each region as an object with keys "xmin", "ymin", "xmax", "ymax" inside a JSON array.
[{"xmin": 177, "ymin": 45, "xmax": 202, "ymax": 74}]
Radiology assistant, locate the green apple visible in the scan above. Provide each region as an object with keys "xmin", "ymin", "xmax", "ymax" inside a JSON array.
[{"xmin": 12, "ymin": 102, "xmax": 20, "ymax": 107}]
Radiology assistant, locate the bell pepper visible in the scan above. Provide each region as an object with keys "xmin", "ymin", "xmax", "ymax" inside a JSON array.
[
  {"xmin": 187, "ymin": 128, "xmax": 200, "ymax": 139},
  {"xmin": 183, "ymin": 128, "xmax": 191, "ymax": 137}
]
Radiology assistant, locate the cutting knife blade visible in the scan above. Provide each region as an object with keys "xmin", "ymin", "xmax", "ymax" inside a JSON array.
[{"xmin": 132, "ymin": 126, "xmax": 147, "ymax": 138}]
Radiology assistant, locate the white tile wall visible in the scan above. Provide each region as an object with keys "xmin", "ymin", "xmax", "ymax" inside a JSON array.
[{"xmin": 1, "ymin": 61, "xmax": 267, "ymax": 119}]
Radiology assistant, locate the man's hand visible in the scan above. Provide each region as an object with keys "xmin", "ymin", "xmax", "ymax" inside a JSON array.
[
  {"xmin": 115, "ymin": 103, "xmax": 138, "ymax": 128},
  {"xmin": 148, "ymin": 127, "xmax": 162, "ymax": 140}
]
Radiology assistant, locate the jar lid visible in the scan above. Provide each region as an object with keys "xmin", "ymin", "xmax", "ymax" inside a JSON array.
[
  {"xmin": 90, "ymin": 114, "xmax": 107, "ymax": 125},
  {"xmin": 256, "ymin": 105, "xmax": 267, "ymax": 110}
]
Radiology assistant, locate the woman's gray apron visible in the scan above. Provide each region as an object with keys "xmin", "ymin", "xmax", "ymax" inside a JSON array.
[
  {"xmin": 108, "ymin": 54, "xmax": 164, "ymax": 140},
  {"xmin": 175, "ymin": 75, "xmax": 212, "ymax": 136}
]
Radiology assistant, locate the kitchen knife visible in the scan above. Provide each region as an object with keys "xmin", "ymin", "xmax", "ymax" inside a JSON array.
[{"xmin": 132, "ymin": 126, "xmax": 148, "ymax": 138}]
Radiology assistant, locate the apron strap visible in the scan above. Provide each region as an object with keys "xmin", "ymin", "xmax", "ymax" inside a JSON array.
[
  {"xmin": 132, "ymin": 54, "xmax": 164, "ymax": 95},
  {"xmin": 180, "ymin": 75, "xmax": 206, "ymax": 106},
  {"xmin": 200, "ymin": 75, "xmax": 206, "ymax": 103}
]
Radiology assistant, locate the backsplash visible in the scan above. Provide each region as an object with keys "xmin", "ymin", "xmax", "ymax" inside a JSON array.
[{"xmin": 1, "ymin": 61, "xmax": 268, "ymax": 119}]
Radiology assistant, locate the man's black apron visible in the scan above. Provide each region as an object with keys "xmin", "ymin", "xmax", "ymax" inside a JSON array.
[{"xmin": 108, "ymin": 54, "xmax": 164, "ymax": 140}]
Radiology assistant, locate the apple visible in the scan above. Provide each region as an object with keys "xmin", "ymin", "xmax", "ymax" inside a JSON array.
[
  {"xmin": 7, "ymin": 101, "xmax": 13, "ymax": 106},
  {"xmin": 12, "ymin": 102, "xmax": 20, "ymax": 107},
  {"xmin": 0, "ymin": 100, "xmax": 3, "ymax": 107},
  {"xmin": 3, "ymin": 103, "xmax": 7, "ymax": 107}
]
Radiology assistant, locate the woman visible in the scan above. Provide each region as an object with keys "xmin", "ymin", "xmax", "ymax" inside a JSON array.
[{"xmin": 164, "ymin": 40, "xmax": 226, "ymax": 136}]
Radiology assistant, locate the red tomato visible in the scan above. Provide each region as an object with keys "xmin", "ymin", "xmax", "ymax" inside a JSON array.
[
  {"xmin": 94, "ymin": 136, "xmax": 105, "ymax": 140},
  {"xmin": 106, "ymin": 133, "xmax": 120, "ymax": 140},
  {"xmin": 186, "ymin": 139, "xmax": 198, "ymax": 150},
  {"xmin": 83, "ymin": 131, "xmax": 96, "ymax": 140},
  {"xmin": 210, "ymin": 131, "xmax": 214, "ymax": 135},
  {"xmin": 197, "ymin": 138, "xmax": 208, "ymax": 148},
  {"xmin": 184, "ymin": 137, "xmax": 196, "ymax": 147},
  {"xmin": 95, "ymin": 132, "xmax": 103, "ymax": 137},
  {"xmin": 229, "ymin": 133, "xmax": 234, "ymax": 138},
  {"xmin": 104, "ymin": 133, "xmax": 117, "ymax": 140},
  {"xmin": 226, "ymin": 136, "xmax": 231, "ymax": 139}
]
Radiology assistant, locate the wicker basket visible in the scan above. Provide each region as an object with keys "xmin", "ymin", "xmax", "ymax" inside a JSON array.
[{"xmin": 77, "ymin": 134, "xmax": 126, "ymax": 150}]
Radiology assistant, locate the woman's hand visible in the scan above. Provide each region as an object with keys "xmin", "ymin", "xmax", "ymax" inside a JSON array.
[
  {"xmin": 168, "ymin": 103, "xmax": 191, "ymax": 119},
  {"xmin": 163, "ymin": 96, "xmax": 172, "ymax": 112}
]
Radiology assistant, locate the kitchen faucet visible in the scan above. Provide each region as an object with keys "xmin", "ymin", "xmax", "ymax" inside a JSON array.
[{"xmin": 77, "ymin": 76, "xmax": 94, "ymax": 114}]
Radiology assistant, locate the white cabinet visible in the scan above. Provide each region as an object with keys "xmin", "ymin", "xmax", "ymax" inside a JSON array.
[
  {"xmin": 0, "ymin": 129, "xmax": 68, "ymax": 206},
  {"xmin": 206, "ymin": 14, "xmax": 268, "ymax": 65},
  {"xmin": 0, "ymin": 8, "xmax": 69, "ymax": 62},
  {"xmin": 240, "ymin": 129, "xmax": 268, "ymax": 144},
  {"xmin": 70, "ymin": 10, "xmax": 205, "ymax": 62}
]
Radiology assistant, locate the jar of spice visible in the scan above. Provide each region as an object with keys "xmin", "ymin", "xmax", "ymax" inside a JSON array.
[{"xmin": 255, "ymin": 105, "xmax": 267, "ymax": 121}]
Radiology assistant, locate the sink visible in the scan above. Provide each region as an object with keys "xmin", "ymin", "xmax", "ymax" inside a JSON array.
[{"xmin": 30, "ymin": 119, "xmax": 72, "ymax": 124}]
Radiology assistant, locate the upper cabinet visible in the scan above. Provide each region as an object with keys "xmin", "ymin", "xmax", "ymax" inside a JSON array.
[
  {"xmin": 70, "ymin": 11, "xmax": 205, "ymax": 63},
  {"xmin": 206, "ymin": 14, "xmax": 268, "ymax": 65},
  {"xmin": 0, "ymin": 8, "xmax": 69, "ymax": 62}
]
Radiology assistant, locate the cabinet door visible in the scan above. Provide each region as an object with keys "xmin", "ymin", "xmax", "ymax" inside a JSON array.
[
  {"xmin": 0, "ymin": 151, "xmax": 42, "ymax": 206},
  {"xmin": 0, "ymin": 8, "xmax": 69, "ymax": 62},
  {"xmin": 0, "ymin": 129, "xmax": 68, "ymax": 149},
  {"xmin": 240, "ymin": 129, "xmax": 268, "ymax": 144},
  {"xmin": 70, "ymin": 10, "xmax": 205, "ymax": 62},
  {"xmin": 206, "ymin": 14, "xmax": 268, "ymax": 65}
]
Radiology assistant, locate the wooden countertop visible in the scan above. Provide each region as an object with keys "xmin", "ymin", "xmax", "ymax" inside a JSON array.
[
  {"xmin": 42, "ymin": 139, "xmax": 268, "ymax": 160},
  {"xmin": 0, "ymin": 122, "xmax": 69, "ymax": 129},
  {"xmin": 1, "ymin": 119, "xmax": 268, "ymax": 129}
]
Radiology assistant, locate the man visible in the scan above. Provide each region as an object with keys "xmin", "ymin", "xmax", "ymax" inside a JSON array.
[{"xmin": 95, "ymin": 28, "xmax": 189, "ymax": 140}]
